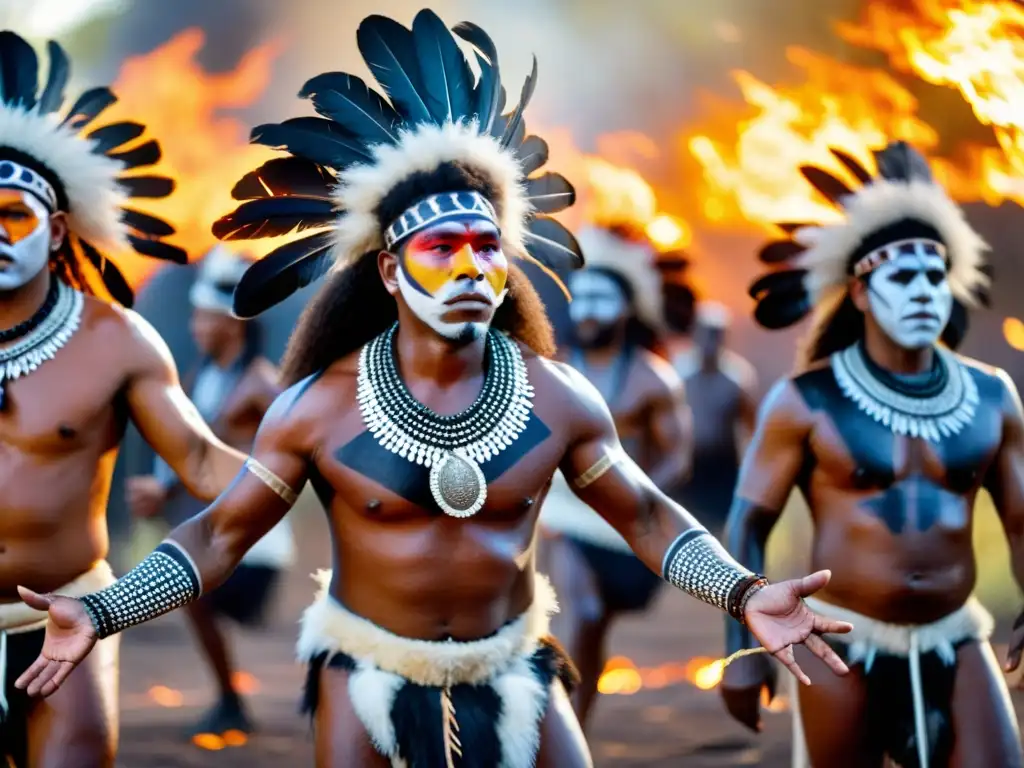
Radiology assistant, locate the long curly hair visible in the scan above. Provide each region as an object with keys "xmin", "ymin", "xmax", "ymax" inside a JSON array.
[{"xmin": 281, "ymin": 252, "xmax": 555, "ymax": 385}]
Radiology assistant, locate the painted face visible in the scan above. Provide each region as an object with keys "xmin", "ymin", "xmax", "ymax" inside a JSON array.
[
  {"xmin": 569, "ymin": 270, "xmax": 628, "ymax": 348},
  {"xmin": 396, "ymin": 217, "xmax": 508, "ymax": 341},
  {"xmin": 0, "ymin": 189, "xmax": 51, "ymax": 291},
  {"xmin": 865, "ymin": 241, "xmax": 953, "ymax": 349}
]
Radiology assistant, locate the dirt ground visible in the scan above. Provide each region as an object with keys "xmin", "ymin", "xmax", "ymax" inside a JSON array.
[{"xmin": 114, "ymin": 512, "xmax": 1024, "ymax": 767}]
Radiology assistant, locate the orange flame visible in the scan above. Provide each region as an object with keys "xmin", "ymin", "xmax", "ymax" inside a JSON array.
[
  {"xmin": 232, "ymin": 670, "xmax": 260, "ymax": 695},
  {"xmin": 1004, "ymin": 318, "xmax": 1024, "ymax": 351},
  {"xmin": 146, "ymin": 685, "xmax": 183, "ymax": 707},
  {"xmin": 100, "ymin": 28, "xmax": 285, "ymax": 287},
  {"xmin": 595, "ymin": 655, "xmax": 788, "ymax": 711}
]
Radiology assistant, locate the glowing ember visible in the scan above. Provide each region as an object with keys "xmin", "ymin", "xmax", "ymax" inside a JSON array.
[
  {"xmin": 222, "ymin": 730, "xmax": 249, "ymax": 747},
  {"xmin": 100, "ymin": 28, "xmax": 285, "ymax": 286},
  {"xmin": 192, "ymin": 733, "xmax": 225, "ymax": 751},
  {"xmin": 232, "ymin": 670, "xmax": 260, "ymax": 695},
  {"xmin": 147, "ymin": 685, "xmax": 183, "ymax": 707},
  {"xmin": 1004, "ymin": 318, "xmax": 1024, "ymax": 351}
]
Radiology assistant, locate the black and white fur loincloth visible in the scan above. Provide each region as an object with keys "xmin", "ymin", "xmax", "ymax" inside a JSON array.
[
  {"xmin": 297, "ymin": 571, "xmax": 577, "ymax": 768},
  {"xmin": 793, "ymin": 596, "xmax": 994, "ymax": 768}
]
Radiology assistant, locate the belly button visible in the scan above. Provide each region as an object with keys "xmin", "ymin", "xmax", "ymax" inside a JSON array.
[{"xmin": 58, "ymin": 425, "xmax": 75, "ymax": 439}]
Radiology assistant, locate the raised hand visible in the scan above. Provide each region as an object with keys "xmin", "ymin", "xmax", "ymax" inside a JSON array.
[
  {"xmin": 13, "ymin": 586, "xmax": 97, "ymax": 697},
  {"xmin": 743, "ymin": 569, "xmax": 853, "ymax": 686}
]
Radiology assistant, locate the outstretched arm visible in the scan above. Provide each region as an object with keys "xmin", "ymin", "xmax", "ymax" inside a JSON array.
[
  {"xmin": 15, "ymin": 384, "xmax": 312, "ymax": 697},
  {"xmin": 558, "ymin": 365, "xmax": 848, "ymax": 681},
  {"xmin": 122, "ymin": 311, "xmax": 246, "ymax": 501},
  {"xmin": 725, "ymin": 378, "xmax": 811, "ymax": 657},
  {"xmin": 984, "ymin": 370, "xmax": 1024, "ymax": 671}
]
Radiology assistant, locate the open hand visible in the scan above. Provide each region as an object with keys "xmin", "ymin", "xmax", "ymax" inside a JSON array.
[
  {"xmin": 13, "ymin": 586, "xmax": 97, "ymax": 698},
  {"xmin": 126, "ymin": 475, "xmax": 168, "ymax": 519},
  {"xmin": 743, "ymin": 570, "xmax": 853, "ymax": 686},
  {"xmin": 1005, "ymin": 606, "xmax": 1024, "ymax": 674}
]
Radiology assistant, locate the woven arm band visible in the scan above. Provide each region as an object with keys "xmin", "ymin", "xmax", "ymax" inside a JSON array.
[
  {"xmin": 661, "ymin": 529, "xmax": 769, "ymax": 622},
  {"xmin": 79, "ymin": 541, "xmax": 202, "ymax": 639}
]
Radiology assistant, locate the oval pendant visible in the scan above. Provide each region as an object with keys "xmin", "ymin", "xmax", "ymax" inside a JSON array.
[{"xmin": 429, "ymin": 452, "xmax": 486, "ymax": 518}]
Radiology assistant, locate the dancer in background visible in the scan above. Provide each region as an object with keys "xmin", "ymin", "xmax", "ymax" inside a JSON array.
[
  {"xmin": 0, "ymin": 31, "xmax": 245, "ymax": 767},
  {"xmin": 672, "ymin": 301, "xmax": 758, "ymax": 533},
  {"xmin": 722, "ymin": 141, "xmax": 1024, "ymax": 767},
  {"xmin": 540, "ymin": 224, "xmax": 692, "ymax": 728},
  {"xmin": 17, "ymin": 11, "xmax": 852, "ymax": 767},
  {"xmin": 126, "ymin": 246, "xmax": 295, "ymax": 738}
]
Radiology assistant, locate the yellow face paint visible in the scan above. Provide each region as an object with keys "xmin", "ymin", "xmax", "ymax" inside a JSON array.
[
  {"xmin": 401, "ymin": 222, "xmax": 508, "ymax": 300},
  {"xmin": 0, "ymin": 189, "xmax": 42, "ymax": 244}
]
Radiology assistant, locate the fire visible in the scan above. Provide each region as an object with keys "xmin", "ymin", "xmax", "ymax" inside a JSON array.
[
  {"xmin": 192, "ymin": 730, "xmax": 249, "ymax": 751},
  {"xmin": 687, "ymin": 46, "xmax": 977, "ymax": 231},
  {"xmin": 596, "ymin": 655, "xmax": 788, "ymax": 712},
  {"xmin": 147, "ymin": 685, "xmax": 183, "ymax": 707},
  {"xmin": 837, "ymin": 0, "xmax": 1024, "ymax": 204},
  {"xmin": 100, "ymin": 28, "xmax": 285, "ymax": 286},
  {"xmin": 1004, "ymin": 318, "xmax": 1024, "ymax": 351},
  {"xmin": 231, "ymin": 670, "xmax": 260, "ymax": 695}
]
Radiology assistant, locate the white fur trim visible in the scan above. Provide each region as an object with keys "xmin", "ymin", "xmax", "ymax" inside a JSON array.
[
  {"xmin": 329, "ymin": 121, "xmax": 529, "ymax": 267},
  {"xmin": 0, "ymin": 560, "xmax": 115, "ymax": 632},
  {"xmin": 575, "ymin": 225, "xmax": 663, "ymax": 329},
  {"xmin": 347, "ymin": 663, "xmax": 405, "ymax": 762},
  {"xmin": 296, "ymin": 569, "xmax": 559, "ymax": 686},
  {"xmin": 0, "ymin": 107, "xmax": 127, "ymax": 250},
  {"xmin": 796, "ymin": 179, "xmax": 989, "ymax": 306},
  {"xmin": 492, "ymin": 654, "xmax": 549, "ymax": 768},
  {"xmin": 803, "ymin": 595, "xmax": 993, "ymax": 668}
]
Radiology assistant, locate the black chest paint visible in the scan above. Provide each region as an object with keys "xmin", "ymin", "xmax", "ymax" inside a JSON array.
[
  {"xmin": 332, "ymin": 413, "xmax": 552, "ymax": 513},
  {"xmin": 793, "ymin": 364, "xmax": 1002, "ymax": 534}
]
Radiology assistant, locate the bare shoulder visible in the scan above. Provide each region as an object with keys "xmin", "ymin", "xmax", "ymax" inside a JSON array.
[
  {"xmin": 78, "ymin": 298, "xmax": 175, "ymax": 376},
  {"xmin": 636, "ymin": 349, "xmax": 684, "ymax": 400},
  {"xmin": 958, "ymin": 353, "xmax": 1023, "ymax": 415},
  {"xmin": 756, "ymin": 369, "xmax": 818, "ymax": 432}
]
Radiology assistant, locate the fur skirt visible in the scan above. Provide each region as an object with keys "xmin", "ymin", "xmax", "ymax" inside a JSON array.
[{"xmin": 297, "ymin": 571, "xmax": 577, "ymax": 768}]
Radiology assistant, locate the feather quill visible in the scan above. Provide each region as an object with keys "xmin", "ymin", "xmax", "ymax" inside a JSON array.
[
  {"xmin": 499, "ymin": 56, "xmax": 536, "ymax": 149},
  {"xmin": 452, "ymin": 21, "xmax": 503, "ymax": 133},
  {"xmin": 800, "ymin": 166, "xmax": 854, "ymax": 207},
  {"xmin": 251, "ymin": 117, "xmax": 373, "ymax": 170},
  {"xmin": 412, "ymin": 9, "xmax": 473, "ymax": 124},
  {"xmin": 299, "ymin": 72, "xmax": 399, "ymax": 145},
  {"xmin": 212, "ymin": 196, "xmax": 335, "ymax": 240},
  {"xmin": 232, "ymin": 157, "xmax": 336, "ymax": 201},
  {"xmin": 232, "ymin": 231, "xmax": 334, "ymax": 319},
  {"xmin": 830, "ymin": 149, "xmax": 873, "ymax": 184},
  {"xmin": 61, "ymin": 87, "xmax": 116, "ymax": 130},
  {"xmin": 0, "ymin": 31, "xmax": 38, "ymax": 109},
  {"xmin": 524, "ymin": 173, "xmax": 575, "ymax": 214},
  {"xmin": 357, "ymin": 15, "xmax": 432, "ymax": 124},
  {"xmin": 516, "ymin": 135, "xmax": 548, "ymax": 175},
  {"xmin": 37, "ymin": 41, "xmax": 69, "ymax": 115}
]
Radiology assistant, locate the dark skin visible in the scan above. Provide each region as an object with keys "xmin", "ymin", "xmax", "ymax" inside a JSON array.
[
  {"xmin": 721, "ymin": 274, "xmax": 1024, "ymax": 767},
  {"xmin": 0, "ymin": 214, "xmax": 246, "ymax": 767},
  {"xmin": 128, "ymin": 308, "xmax": 280, "ymax": 708},
  {"xmin": 17, "ymin": 218, "xmax": 852, "ymax": 767},
  {"xmin": 544, "ymin": 281, "xmax": 693, "ymax": 727}
]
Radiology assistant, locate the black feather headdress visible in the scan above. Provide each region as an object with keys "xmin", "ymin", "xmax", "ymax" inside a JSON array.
[
  {"xmin": 0, "ymin": 31, "xmax": 185, "ymax": 306},
  {"xmin": 749, "ymin": 141, "xmax": 991, "ymax": 346},
  {"xmin": 215, "ymin": 9, "xmax": 583, "ymax": 319}
]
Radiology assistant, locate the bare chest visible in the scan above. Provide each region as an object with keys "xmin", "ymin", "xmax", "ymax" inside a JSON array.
[{"xmin": 0, "ymin": 341, "xmax": 124, "ymax": 459}]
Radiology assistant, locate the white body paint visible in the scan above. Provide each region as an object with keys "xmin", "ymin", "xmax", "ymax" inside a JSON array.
[
  {"xmin": 568, "ymin": 270, "xmax": 627, "ymax": 326},
  {"xmin": 0, "ymin": 193, "xmax": 51, "ymax": 291},
  {"xmin": 865, "ymin": 245, "xmax": 953, "ymax": 349}
]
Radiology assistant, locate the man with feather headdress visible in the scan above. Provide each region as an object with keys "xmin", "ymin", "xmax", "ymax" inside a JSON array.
[
  {"xmin": 17, "ymin": 11, "xmax": 854, "ymax": 767},
  {"xmin": 721, "ymin": 141, "xmax": 1024, "ymax": 767},
  {"xmin": 538, "ymin": 223, "xmax": 693, "ymax": 728},
  {"xmin": 0, "ymin": 31, "xmax": 249, "ymax": 767}
]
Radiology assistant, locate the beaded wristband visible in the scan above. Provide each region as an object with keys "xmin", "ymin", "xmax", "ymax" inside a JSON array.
[
  {"xmin": 661, "ymin": 529, "xmax": 768, "ymax": 621},
  {"xmin": 79, "ymin": 541, "xmax": 202, "ymax": 639}
]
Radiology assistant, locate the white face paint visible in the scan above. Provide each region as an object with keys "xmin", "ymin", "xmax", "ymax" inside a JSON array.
[
  {"xmin": 395, "ymin": 218, "xmax": 508, "ymax": 342},
  {"xmin": 864, "ymin": 241, "xmax": 953, "ymax": 349},
  {"xmin": 568, "ymin": 271, "xmax": 627, "ymax": 326},
  {"xmin": 0, "ymin": 190, "xmax": 52, "ymax": 292}
]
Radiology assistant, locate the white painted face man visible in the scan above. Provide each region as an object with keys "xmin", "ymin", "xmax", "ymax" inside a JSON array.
[
  {"xmin": 864, "ymin": 240, "xmax": 953, "ymax": 349},
  {"xmin": 0, "ymin": 189, "xmax": 59, "ymax": 292},
  {"xmin": 568, "ymin": 269, "xmax": 629, "ymax": 349}
]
